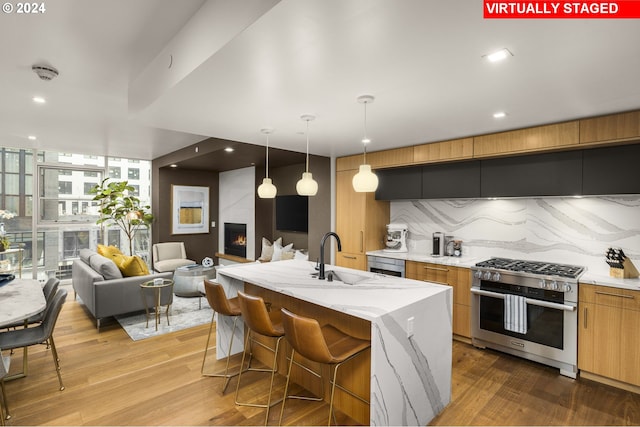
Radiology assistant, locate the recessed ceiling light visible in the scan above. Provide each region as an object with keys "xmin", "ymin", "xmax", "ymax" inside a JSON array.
[
  {"xmin": 28, "ymin": 135, "xmax": 37, "ymax": 140},
  {"xmin": 224, "ymin": 147, "xmax": 234, "ymax": 152},
  {"xmin": 484, "ymin": 48, "xmax": 513, "ymax": 63},
  {"xmin": 493, "ymin": 111, "xmax": 507, "ymax": 118},
  {"xmin": 32, "ymin": 96, "xmax": 46, "ymax": 104},
  {"xmin": 169, "ymin": 164, "xmax": 178, "ymax": 168}
]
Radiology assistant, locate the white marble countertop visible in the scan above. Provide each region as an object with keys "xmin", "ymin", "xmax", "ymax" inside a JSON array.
[
  {"xmin": 216, "ymin": 259, "xmax": 451, "ymax": 322},
  {"xmin": 367, "ymin": 249, "xmax": 480, "ymax": 267},
  {"xmin": 367, "ymin": 249, "xmax": 640, "ymax": 291}
]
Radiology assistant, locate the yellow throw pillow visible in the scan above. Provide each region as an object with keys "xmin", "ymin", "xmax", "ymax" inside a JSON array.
[
  {"xmin": 97, "ymin": 244, "xmax": 123, "ymax": 258},
  {"xmin": 112, "ymin": 254, "xmax": 150, "ymax": 277}
]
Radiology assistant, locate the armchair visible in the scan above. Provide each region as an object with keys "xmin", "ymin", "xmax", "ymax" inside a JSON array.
[{"xmin": 152, "ymin": 242, "xmax": 196, "ymax": 273}]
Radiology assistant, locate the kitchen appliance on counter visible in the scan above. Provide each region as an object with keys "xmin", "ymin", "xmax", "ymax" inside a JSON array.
[
  {"xmin": 367, "ymin": 255, "xmax": 405, "ymax": 277},
  {"xmin": 383, "ymin": 223, "xmax": 408, "ymax": 253},
  {"xmin": 432, "ymin": 232, "xmax": 444, "ymax": 256},
  {"xmin": 470, "ymin": 257, "xmax": 585, "ymax": 378}
]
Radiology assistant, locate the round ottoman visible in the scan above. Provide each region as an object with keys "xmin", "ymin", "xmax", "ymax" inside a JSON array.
[{"xmin": 173, "ymin": 264, "xmax": 216, "ymax": 307}]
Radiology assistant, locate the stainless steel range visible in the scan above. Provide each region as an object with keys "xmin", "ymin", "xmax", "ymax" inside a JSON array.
[{"xmin": 470, "ymin": 257, "xmax": 585, "ymax": 378}]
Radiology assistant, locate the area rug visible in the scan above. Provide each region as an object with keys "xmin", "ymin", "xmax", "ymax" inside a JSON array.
[{"xmin": 115, "ymin": 295, "xmax": 212, "ymax": 341}]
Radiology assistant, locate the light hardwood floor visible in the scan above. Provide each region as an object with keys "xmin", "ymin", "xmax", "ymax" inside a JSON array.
[{"xmin": 3, "ymin": 290, "xmax": 640, "ymax": 426}]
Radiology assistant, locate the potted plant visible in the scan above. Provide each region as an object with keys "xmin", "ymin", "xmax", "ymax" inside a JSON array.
[{"xmin": 90, "ymin": 179, "xmax": 153, "ymax": 255}]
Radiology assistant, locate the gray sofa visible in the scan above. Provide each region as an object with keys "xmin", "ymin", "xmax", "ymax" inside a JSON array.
[{"xmin": 72, "ymin": 248, "xmax": 173, "ymax": 331}]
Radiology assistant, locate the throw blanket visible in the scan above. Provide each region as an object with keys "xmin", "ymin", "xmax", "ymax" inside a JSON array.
[{"xmin": 504, "ymin": 294, "xmax": 527, "ymax": 334}]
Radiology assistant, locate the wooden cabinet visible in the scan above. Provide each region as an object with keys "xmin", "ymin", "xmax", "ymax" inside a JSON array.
[
  {"xmin": 336, "ymin": 147, "xmax": 414, "ymax": 172},
  {"xmin": 579, "ymin": 284, "xmax": 640, "ymax": 388},
  {"xmin": 580, "ymin": 110, "xmax": 640, "ymax": 145},
  {"xmin": 335, "ymin": 169, "xmax": 389, "ymax": 271},
  {"xmin": 406, "ymin": 261, "xmax": 471, "ymax": 338},
  {"xmin": 473, "ymin": 121, "xmax": 579, "ymax": 158},
  {"xmin": 413, "ymin": 137, "xmax": 474, "ymax": 163}
]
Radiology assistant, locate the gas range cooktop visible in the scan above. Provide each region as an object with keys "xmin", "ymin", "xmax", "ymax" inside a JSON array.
[{"xmin": 475, "ymin": 257, "xmax": 585, "ymax": 279}]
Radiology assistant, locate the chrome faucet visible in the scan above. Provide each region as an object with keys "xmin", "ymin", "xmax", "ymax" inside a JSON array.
[{"xmin": 319, "ymin": 232, "xmax": 341, "ymax": 280}]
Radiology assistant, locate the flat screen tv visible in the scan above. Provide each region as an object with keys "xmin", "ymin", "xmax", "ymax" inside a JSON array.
[{"xmin": 275, "ymin": 195, "xmax": 308, "ymax": 232}]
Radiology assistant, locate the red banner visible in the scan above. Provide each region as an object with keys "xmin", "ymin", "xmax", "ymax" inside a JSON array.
[{"xmin": 484, "ymin": 1, "xmax": 640, "ymax": 18}]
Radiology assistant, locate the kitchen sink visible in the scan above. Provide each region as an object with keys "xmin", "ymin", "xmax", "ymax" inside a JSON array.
[{"xmin": 325, "ymin": 270, "xmax": 371, "ymax": 285}]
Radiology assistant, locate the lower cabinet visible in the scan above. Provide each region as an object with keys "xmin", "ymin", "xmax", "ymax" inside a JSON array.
[
  {"xmin": 406, "ymin": 261, "xmax": 471, "ymax": 338},
  {"xmin": 578, "ymin": 284, "xmax": 640, "ymax": 387},
  {"xmin": 335, "ymin": 252, "xmax": 367, "ymax": 271}
]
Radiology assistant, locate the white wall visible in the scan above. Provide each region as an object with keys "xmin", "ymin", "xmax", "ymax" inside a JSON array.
[
  {"xmin": 218, "ymin": 166, "xmax": 255, "ymax": 260},
  {"xmin": 391, "ymin": 195, "xmax": 640, "ymax": 276}
]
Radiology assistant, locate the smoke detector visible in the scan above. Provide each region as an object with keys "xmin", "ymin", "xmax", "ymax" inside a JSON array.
[{"xmin": 32, "ymin": 64, "xmax": 59, "ymax": 81}]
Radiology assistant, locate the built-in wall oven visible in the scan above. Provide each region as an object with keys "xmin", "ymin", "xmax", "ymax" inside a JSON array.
[
  {"xmin": 367, "ymin": 255, "xmax": 405, "ymax": 277},
  {"xmin": 471, "ymin": 258, "xmax": 584, "ymax": 378}
]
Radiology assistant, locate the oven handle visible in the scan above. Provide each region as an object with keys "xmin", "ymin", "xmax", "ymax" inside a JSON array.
[{"xmin": 471, "ymin": 288, "xmax": 576, "ymax": 312}]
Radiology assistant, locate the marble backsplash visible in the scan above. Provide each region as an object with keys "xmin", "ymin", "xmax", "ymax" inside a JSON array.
[{"xmin": 390, "ymin": 196, "xmax": 640, "ymax": 275}]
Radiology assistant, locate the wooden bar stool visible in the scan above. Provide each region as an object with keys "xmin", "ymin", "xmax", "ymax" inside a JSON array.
[
  {"xmin": 278, "ymin": 308, "xmax": 371, "ymax": 426},
  {"xmin": 201, "ymin": 280, "xmax": 243, "ymax": 393},
  {"xmin": 235, "ymin": 291, "xmax": 286, "ymax": 426}
]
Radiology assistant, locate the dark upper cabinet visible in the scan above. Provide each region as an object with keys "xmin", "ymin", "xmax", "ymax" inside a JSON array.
[
  {"xmin": 422, "ymin": 161, "xmax": 481, "ymax": 199},
  {"xmin": 375, "ymin": 167, "xmax": 422, "ymax": 200},
  {"xmin": 480, "ymin": 151, "xmax": 583, "ymax": 197},
  {"xmin": 583, "ymin": 143, "xmax": 640, "ymax": 195}
]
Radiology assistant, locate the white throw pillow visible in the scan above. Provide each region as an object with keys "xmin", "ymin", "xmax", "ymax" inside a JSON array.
[
  {"xmin": 260, "ymin": 237, "xmax": 282, "ymax": 262},
  {"xmin": 271, "ymin": 242, "xmax": 293, "ymax": 261},
  {"xmin": 294, "ymin": 249, "xmax": 309, "ymax": 261}
]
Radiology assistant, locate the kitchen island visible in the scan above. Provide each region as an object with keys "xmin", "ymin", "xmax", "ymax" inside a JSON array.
[{"xmin": 215, "ymin": 259, "xmax": 452, "ymax": 426}]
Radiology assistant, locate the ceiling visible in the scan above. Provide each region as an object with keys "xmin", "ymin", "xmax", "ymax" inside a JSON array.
[{"xmin": 2, "ymin": 0, "xmax": 640, "ymax": 163}]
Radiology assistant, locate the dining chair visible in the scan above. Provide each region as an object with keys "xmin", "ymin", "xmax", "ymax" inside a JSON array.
[
  {"xmin": 201, "ymin": 279, "xmax": 244, "ymax": 393},
  {"xmin": 234, "ymin": 291, "xmax": 285, "ymax": 426},
  {"xmin": 0, "ymin": 350, "xmax": 10, "ymax": 425},
  {"xmin": 0, "ymin": 288, "xmax": 68, "ymax": 391},
  {"xmin": 278, "ymin": 308, "xmax": 371, "ymax": 426}
]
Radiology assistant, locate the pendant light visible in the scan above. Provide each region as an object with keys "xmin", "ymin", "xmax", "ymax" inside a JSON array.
[
  {"xmin": 257, "ymin": 128, "xmax": 277, "ymax": 198},
  {"xmin": 296, "ymin": 114, "xmax": 318, "ymax": 196},
  {"xmin": 352, "ymin": 94, "xmax": 379, "ymax": 192}
]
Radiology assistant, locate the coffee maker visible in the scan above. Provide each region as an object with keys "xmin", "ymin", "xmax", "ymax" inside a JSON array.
[
  {"xmin": 432, "ymin": 232, "xmax": 444, "ymax": 256},
  {"xmin": 384, "ymin": 223, "xmax": 408, "ymax": 252}
]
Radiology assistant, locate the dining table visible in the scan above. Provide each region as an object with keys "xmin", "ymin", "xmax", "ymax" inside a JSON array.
[{"xmin": 0, "ymin": 278, "xmax": 46, "ymax": 380}]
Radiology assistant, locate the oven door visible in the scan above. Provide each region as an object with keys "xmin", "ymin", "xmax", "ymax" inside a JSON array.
[{"xmin": 471, "ymin": 283, "xmax": 578, "ymax": 377}]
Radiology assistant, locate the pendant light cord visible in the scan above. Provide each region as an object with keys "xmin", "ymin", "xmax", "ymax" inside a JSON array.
[
  {"xmin": 305, "ymin": 119, "xmax": 310, "ymax": 173},
  {"xmin": 363, "ymin": 100, "xmax": 369, "ymax": 163},
  {"xmin": 265, "ymin": 133, "xmax": 270, "ymax": 178}
]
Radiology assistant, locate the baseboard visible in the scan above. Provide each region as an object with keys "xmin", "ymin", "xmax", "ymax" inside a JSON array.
[{"xmin": 580, "ymin": 371, "xmax": 640, "ymax": 394}]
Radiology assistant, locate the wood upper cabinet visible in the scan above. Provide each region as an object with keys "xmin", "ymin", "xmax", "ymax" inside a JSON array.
[
  {"xmin": 473, "ymin": 121, "xmax": 579, "ymax": 158},
  {"xmin": 580, "ymin": 110, "xmax": 640, "ymax": 145},
  {"xmin": 335, "ymin": 169, "xmax": 389, "ymax": 271},
  {"xmin": 578, "ymin": 284, "xmax": 640, "ymax": 387},
  {"xmin": 413, "ymin": 137, "xmax": 474, "ymax": 163},
  {"xmin": 406, "ymin": 261, "xmax": 471, "ymax": 338},
  {"xmin": 336, "ymin": 147, "xmax": 414, "ymax": 172}
]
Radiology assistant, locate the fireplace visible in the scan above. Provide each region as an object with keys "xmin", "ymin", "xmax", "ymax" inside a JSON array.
[{"xmin": 224, "ymin": 223, "xmax": 247, "ymax": 258}]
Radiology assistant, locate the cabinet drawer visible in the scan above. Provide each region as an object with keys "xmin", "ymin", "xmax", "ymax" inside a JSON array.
[
  {"xmin": 335, "ymin": 252, "xmax": 367, "ymax": 271},
  {"xmin": 580, "ymin": 283, "xmax": 640, "ymax": 311},
  {"xmin": 406, "ymin": 261, "xmax": 450, "ymax": 284}
]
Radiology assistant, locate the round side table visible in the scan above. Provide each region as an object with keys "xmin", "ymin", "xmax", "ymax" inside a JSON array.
[{"xmin": 140, "ymin": 279, "xmax": 174, "ymax": 331}]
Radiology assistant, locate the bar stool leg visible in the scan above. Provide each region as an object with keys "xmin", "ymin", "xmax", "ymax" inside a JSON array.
[{"xmin": 202, "ymin": 313, "xmax": 242, "ymax": 393}]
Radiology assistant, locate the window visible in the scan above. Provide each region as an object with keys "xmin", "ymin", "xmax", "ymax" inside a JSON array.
[
  {"xmin": 109, "ymin": 167, "xmax": 121, "ymax": 179},
  {"xmin": 84, "ymin": 171, "xmax": 98, "ymax": 177},
  {"xmin": 63, "ymin": 230, "xmax": 90, "ymax": 259},
  {"xmin": 84, "ymin": 182, "xmax": 96, "ymax": 195},
  {"xmin": 130, "ymin": 185, "xmax": 139, "ymax": 196},
  {"xmin": 59, "ymin": 169, "xmax": 72, "ymax": 176},
  {"xmin": 58, "ymin": 182, "xmax": 72, "ymax": 194},
  {"xmin": 128, "ymin": 168, "xmax": 140, "ymax": 180}
]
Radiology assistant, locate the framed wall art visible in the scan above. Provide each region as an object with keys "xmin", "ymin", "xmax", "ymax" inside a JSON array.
[{"xmin": 171, "ymin": 185, "xmax": 209, "ymax": 234}]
